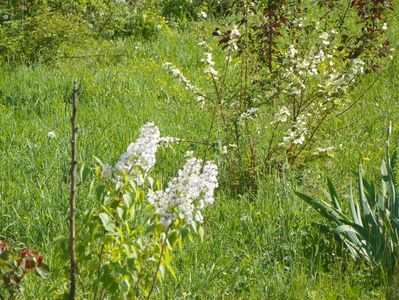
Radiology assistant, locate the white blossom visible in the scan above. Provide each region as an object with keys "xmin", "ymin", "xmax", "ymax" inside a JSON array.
[
  {"xmin": 204, "ymin": 66, "xmax": 218, "ymax": 77},
  {"xmin": 226, "ymin": 25, "xmax": 241, "ymax": 51},
  {"xmin": 162, "ymin": 61, "xmax": 206, "ymax": 103},
  {"xmin": 202, "ymin": 53, "xmax": 215, "ymax": 66},
  {"xmin": 200, "ymin": 51, "xmax": 218, "ymax": 78},
  {"xmin": 280, "ymin": 113, "xmax": 309, "ymax": 146},
  {"xmin": 289, "ymin": 45, "xmax": 298, "ymax": 58},
  {"xmin": 315, "ymin": 146, "xmax": 335, "ymax": 157},
  {"xmin": 102, "ymin": 164, "xmax": 113, "ymax": 178},
  {"xmin": 271, "ymin": 106, "xmax": 291, "ymax": 124},
  {"xmin": 351, "ymin": 59, "xmax": 365, "ymax": 75},
  {"xmin": 240, "ymin": 107, "xmax": 259, "ymax": 121},
  {"xmin": 196, "ymin": 96, "xmax": 205, "ymax": 103},
  {"xmin": 159, "ymin": 136, "xmax": 181, "ymax": 146},
  {"xmin": 147, "ymin": 158, "xmax": 218, "ymax": 227},
  {"xmin": 114, "ymin": 123, "xmax": 160, "ymax": 185},
  {"xmin": 382, "ymin": 23, "xmax": 388, "ymax": 31}
]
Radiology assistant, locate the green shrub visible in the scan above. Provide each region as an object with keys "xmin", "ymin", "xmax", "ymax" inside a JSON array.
[
  {"xmin": 0, "ymin": 1, "xmax": 165, "ymax": 63},
  {"xmin": 0, "ymin": 12, "xmax": 90, "ymax": 64}
]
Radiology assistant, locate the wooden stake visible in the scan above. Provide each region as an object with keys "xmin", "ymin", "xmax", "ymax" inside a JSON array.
[{"xmin": 69, "ymin": 81, "xmax": 78, "ymax": 299}]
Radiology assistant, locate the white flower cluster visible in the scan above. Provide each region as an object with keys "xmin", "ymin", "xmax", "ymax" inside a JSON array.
[
  {"xmin": 274, "ymin": 25, "xmax": 368, "ymax": 150},
  {"xmin": 103, "ymin": 124, "xmax": 184, "ymax": 184},
  {"xmin": 240, "ymin": 107, "xmax": 259, "ymax": 121},
  {"xmin": 162, "ymin": 62, "xmax": 206, "ymax": 105},
  {"xmin": 314, "ymin": 146, "xmax": 335, "ymax": 158},
  {"xmin": 271, "ymin": 106, "xmax": 291, "ymax": 124},
  {"xmin": 159, "ymin": 136, "xmax": 182, "ymax": 146},
  {"xmin": 148, "ymin": 158, "xmax": 218, "ymax": 227},
  {"xmin": 280, "ymin": 113, "xmax": 309, "ymax": 146},
  {"xmin": 228, "ymin": 25, "xmax": 241, "ymax": 52},
  {"xmin": 113, "ymin": 123, "xmax": 160, "ymax": 185},
  {"xmin": 198, "ymin": 41, "xmax": 219, "ymax": 79},
  {"xmin": 319, "ymin": 32, "xmax": 330, "ymax": 46}
]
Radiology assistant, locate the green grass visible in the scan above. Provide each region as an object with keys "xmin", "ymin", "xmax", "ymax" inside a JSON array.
[{"xmin": 1, "ymin": 17, "xmax": 399, "ymax": 298}]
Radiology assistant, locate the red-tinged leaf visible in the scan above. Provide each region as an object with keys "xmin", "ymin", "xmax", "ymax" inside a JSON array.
[
  {"xmin": 37, "ymin": 256, "xmax": 44, "ymax": 266},
  {"xmin": 0, "ymin": 240, "xmax": 8, "ymax": 252}
]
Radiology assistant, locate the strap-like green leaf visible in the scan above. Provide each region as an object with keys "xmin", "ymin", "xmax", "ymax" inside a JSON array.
[
  {"xmin": 358, "ymin": 166, "xmax": 379, "ymax": 231},
  {"xmin": 349, "ymin": 180, "xmax": 362, "ymax": 226},
  {"xmin": 295, "ymin": 192, "xmax": 347, "ymax": 224},
  {"xmin": 327, "ymin": 178, "xmax": 341, "ymax": 212}
]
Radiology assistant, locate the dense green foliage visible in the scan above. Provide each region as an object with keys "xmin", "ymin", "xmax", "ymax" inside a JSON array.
[{"xmin": 0, "ymin": 0, "xmax": 399, "ymax": 298}]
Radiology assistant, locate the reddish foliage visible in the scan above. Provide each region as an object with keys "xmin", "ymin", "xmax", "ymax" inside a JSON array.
[
  {"xmin": 37, "ymin": 255, "xmax": 44, "ymax": 266},
  {"xmin": 24, "ymin": 258, "xmax": 36, "ymax": 270},
  {"xmin": 21, "ymin": 248, "xmax": 36, "ymax": 258},
  {"xmin": 0, "ymin": 240, "xmax": 8, "ymax": 252}
]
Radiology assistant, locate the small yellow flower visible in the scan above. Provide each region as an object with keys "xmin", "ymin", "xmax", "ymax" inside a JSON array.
[{"xmin": 363, "ymin": 156, "xmax": 371, "ymax": 162}]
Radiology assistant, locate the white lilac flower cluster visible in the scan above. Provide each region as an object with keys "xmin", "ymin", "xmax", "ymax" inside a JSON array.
[
  {"xmin": 148, "ymin": 158, "xmax": 218, "ymax": 227},
  {"xmin": 162, "ymin": 62, "xmax": 206, "ymax": 105},
  {"xmin": 102, "ymin": 123, "xmax": 218, "ymax": 226},
  {"xmin": 102, "ymin": 123, "xmax": 182, "ymax": 185},
  {"xmin": 110, "ymin": 123, "xmax": 161, "ymax": 185}
]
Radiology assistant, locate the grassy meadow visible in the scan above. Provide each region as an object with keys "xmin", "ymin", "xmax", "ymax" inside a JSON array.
[{"xmin": 1, "ymin": 3, "xmax": 399, "ymax": 299}]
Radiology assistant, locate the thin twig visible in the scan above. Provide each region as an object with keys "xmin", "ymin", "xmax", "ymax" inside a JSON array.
[
  {"xmin": 69, "ymin": 81, "xmax": 79, "ymax": 300},
  {"xmin": 335, "ymin": 59, "xmax": 394, "ymax": 118}
]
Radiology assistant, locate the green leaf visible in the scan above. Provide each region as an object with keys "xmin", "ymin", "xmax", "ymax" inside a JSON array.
[
  {"xmin": 358, "ymin": 166, "xmax": 379, "ymax": 231},
  {"xmin": 158, "ymin": 264, "xmax": 165, "ymax": 282},
  {"xmin": 349, "ymin": 180, "xmax": 362, "ymax": 226},
  {"xmin": 295, "ymin": 192, "xmax": 345, "ymax": 224},
  {"xmin": 116, "ymin": 207, "xmax": 124, "ymax": 220},
  {"xmin": 327, "ymin": 178, "xmax": 341, "ymax": 211},
  {"xmin": 198, "ymin": 225, "xmax": 205, "ymax": 241},
  {"xmin": 165, "ymin": 262, "xmax": 177, "ymax": 281},
  {"xmin": 99, "ymin": 213, "xmax": 116, "ymax": 233},
  {"xmin": 35, "ymin": 264, "xmax": 50, "ymax": 278},
  {"xmin": 93, "ymin": 156, "xmax": 104, "ymax": 166},
  {"xmin": 123, "ymin": 194, "xmax": 133, "ymax": 208},
  {"xmin": 96, "ymin": 185, "xmax": 106, "ymax": 202},
  {"xmin": 120, "ymin": 278, "xmax": 130, "ymax": 294},
  {"xmin": 80, "ymin": 163, "xmax": 91, "ymax": 182},
  {"xmin": 167, "ymin": 231, "xmax": 179, "ymax": 247},
  {"xmin": 333, "ymin": 224, "xmax": 358, "ymax": 235},
  {"xmin": 179, "ymin": 228, "xmax": 189, "ymax": 240},
  {"xmin": 0, "ymin": 250, "xmax": 8, "ymax": 260}
]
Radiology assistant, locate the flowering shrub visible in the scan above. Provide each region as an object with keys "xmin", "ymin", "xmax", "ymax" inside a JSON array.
[
  {"xmin": 0, "ymin": 241, "xmax": 49, "ymax": 298},
  {"xmin": 75, "ymin": 123, "xmax": 218, "ymax": 298},
  {"xmin": 219, "ymin": 0, "xmax": 395, "ymax": 168},
  {"xmin": 161, "ymin": 0, "xmax": 395, "ymax": 192}
]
